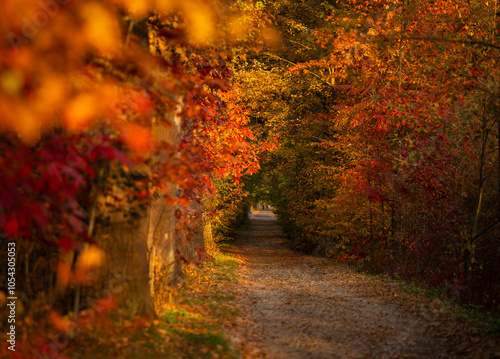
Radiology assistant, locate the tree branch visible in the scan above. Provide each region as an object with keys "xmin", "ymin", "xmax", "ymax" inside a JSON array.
[{"xmin": 402, "ymin": 35, "xmax": 500, "ymax": 50}]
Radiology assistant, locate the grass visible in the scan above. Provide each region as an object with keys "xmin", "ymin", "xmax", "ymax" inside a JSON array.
[
  {"xmin": 45, "ymin": 250, "xmax": 244, "ymax": 359},
  {"xmin": 444, "ymin": 303, "xmax": 500, "ymax": 337},
  {"xmin": 342, "ymin": 260, "xmax": 500, "ymax": 337},
  {"xmin": 387, "ymin": 278, "xmax": 500, "ymax": 337},
  {"xmin": 351, "ymin": 267, "xmax": 442, "ymax": 300}
]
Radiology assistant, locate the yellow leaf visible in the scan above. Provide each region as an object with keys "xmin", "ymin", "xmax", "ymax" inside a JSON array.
[
  {"xmin": 35, "ymin": 74, "xmax": 67, "ymax": 121},
  {"xmin": 77, "ymin": 245, "xmax": 105, "ymax": 270},
  {"xmin": 120, "ymin": 0, "xmax": 151, "ymax": 19},
  {"xmin": 227, "ymin": 15, "xmax": 248, "ymax": 40},
  {"xmin": 155, "ymin": 0, "xmax": 175, "ymax": 13},
  {"xmin": 183, "ymin": 2, "xmax": 215, "ymax": 44},
  {"xmin": 1, "ymin": 69, "xmax": 23, "ymax": 96},
  {"xmin": 81, "ymin": 3, "xmax": 120, "ymax": 54}
]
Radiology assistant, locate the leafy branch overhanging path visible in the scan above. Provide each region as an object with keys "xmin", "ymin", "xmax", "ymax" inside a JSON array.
[{"xmin": 224, "ymin": 211, "xmax": 498, "ymax": 359}]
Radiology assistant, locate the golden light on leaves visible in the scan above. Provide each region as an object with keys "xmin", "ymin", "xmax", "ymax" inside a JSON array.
[
  {"xmin": 120, "ymin": 0, "xmax": 152, "ymax": 19},
  {"xmin": 117, "ymin": 0, "xmax": 179, "ymax": 19},
  {"xmin": 183, "ymin": 1, "xmax": 215, "ymax": 45},
  {"xmin": 81, "ymin": 3, "xmax": 120, "ymax": 55},
  {"xmin": 0, "ymin": 0, "xmax": 248, "ymax": 144},
  {"xmin": 227, "ymin": 16, "xmax": 248, "ymax": 40},
  {"xmin": 155, "ymin": 0, "xmax": 175, "ymax": 13}
]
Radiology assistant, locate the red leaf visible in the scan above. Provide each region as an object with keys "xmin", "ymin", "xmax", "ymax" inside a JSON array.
[
  {"xmin": 59, "ymin": 237, "xmax": 74, "ymax": 253},
  {"xmin": 31, "ymin": 202, "xmax": 48, "ymax": 230},
  {"xmin": 4, "ymin": 218, "xmax": 18, "ymax": 238},
  {"xmin": 100, "ymin": 146, "xmax": 116, "ymax": 161},
  {"xmin": 93, "ymin": 296, "xmax": 117, "ymax": 314}
]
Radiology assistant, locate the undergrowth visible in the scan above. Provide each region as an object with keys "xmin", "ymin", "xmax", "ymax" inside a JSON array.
[
  {"xmin": 11, "ymin": 251, "xmax": 243, "ymax": 359},
  {"xmin": 342, "ymin": 261, "xmax": 500, "ymax": 338}
]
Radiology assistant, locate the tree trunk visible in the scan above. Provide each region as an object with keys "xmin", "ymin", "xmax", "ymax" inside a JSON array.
[
  {"xmin": 147, "ymin": 110, "xmax": 183, "ymax": 300},
  {"xmin": 96, "ymin": 203, "xmax": 153, "ymax": 315}
]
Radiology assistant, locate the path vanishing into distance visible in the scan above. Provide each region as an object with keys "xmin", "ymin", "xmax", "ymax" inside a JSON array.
[{"xmin": 224, "ymin": 210, "xmax": 500, "ymax": 359}]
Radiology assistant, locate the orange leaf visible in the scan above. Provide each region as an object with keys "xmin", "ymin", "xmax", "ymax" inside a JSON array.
[
  {"xmin": 76, "ymin": 245, "xmax": 104, "ymax": 271},
  {"xmin": 51, "ymin": 311, "xmax": 72, "ymax": 333},
  {"xmin": 120, "ymin": 123, "xmax": 153, "ymax": 153},
  {"xmin": 93, "ymin": 296, "xmax": 117, "ymax": 314},
  {"xmin": 64, "ymin": 94, "xmax": 99, "ymax": 132},
  {"xmin": 57, "ymin": 261, "xmax": 71, "ymax": 287}
]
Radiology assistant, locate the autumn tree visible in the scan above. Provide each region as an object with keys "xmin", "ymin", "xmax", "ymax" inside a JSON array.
[
  {"xmin": 0, "ymin": 1, "xmax": 262, "ymax": 356},
  {"xmin": 235, "ymin": 0, "xmax": 500, "ymax": 310}
]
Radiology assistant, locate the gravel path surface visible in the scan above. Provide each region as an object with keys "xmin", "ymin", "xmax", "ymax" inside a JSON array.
[{"xmin": 224, "ymin": 211, "xmax": 499, "ymax": 359}]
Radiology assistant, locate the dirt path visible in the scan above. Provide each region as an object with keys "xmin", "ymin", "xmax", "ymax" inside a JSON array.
[{"xmin": 224, "ymin": 211, "xmax": 499, "ymax": 359}]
